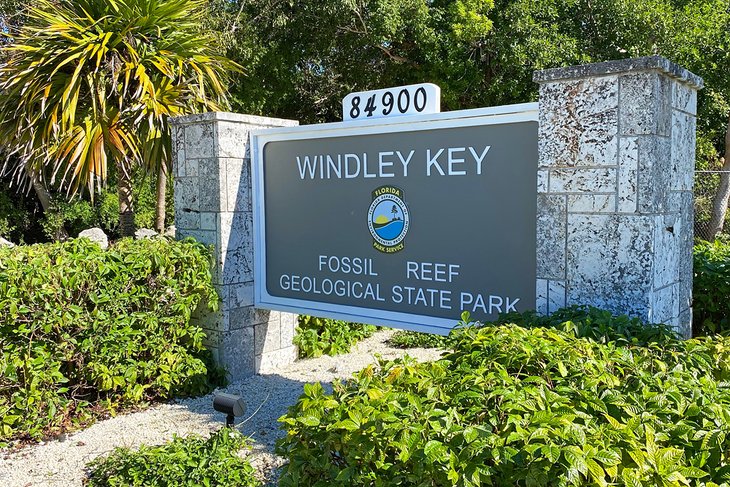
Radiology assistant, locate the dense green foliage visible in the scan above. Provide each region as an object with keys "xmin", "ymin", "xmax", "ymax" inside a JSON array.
[
  {"xmin": 0, "ymin": 238, "xmax": 222, "ymax": 444},
  {"xmin": 387, "ymin": 305, "xmax": 679, "ymax": 349},
  {"xmin": 387, "ymin": 330, "xmax": 450, "ymax": 349},
  {"xmin": 278, "ymin": 317, "xmax": 730, "ymax": 486},
  {"xmin": 0, "ymin": 0, "xmax": 23, "ymax": 47},
  {"xmin": 0, "ymin": 181, "xmax": 41, "ymax": 243},
  {"xmin": 0, "ymin": 170, "xmax": 174, "ymax": 244},
  {"xmin": 496, "ymin": 306, "xmax": 680, "ymax": 344},
  {"xmin": 211, "ymin": 0, "xmax": 496, "ymax": 121},
  {"xmin": 694, "ymin": 240, "xmax": 730, "ymax": 335},
  {"xmin": 213, "ymin": 0, "xmax": 728, "ymax": 158},
  {"xmin": 85, "ymin": 428, "xmax": 259, "ymax": 487},
  {"xmin": 42, "ymin": 173, "xmax": 173, "ymax": 241},
  {"xmin": 294, "ymin": 316, "xmax": 377, "ymax": 358}
]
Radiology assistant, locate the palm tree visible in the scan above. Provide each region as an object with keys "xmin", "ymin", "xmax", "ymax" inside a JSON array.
[{"xmin": 0, "ymin": 0, "xmax": 238, "ymax": 236}]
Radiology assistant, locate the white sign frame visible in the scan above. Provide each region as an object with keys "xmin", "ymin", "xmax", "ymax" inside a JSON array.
[{"xmin": 251, "ymin": 102, "xmax": 538, "ymax": 335}]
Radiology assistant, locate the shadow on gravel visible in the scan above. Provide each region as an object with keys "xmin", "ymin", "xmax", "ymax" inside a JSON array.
[
  {"xmin": 175, "ymin": 373, "xmax": 327, "ymax": 452},
  {"xmin": 174, "ymin": 373, "xmax": 326, "ymax": 486}
]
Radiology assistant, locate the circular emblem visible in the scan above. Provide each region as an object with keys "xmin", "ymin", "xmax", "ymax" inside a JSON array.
[{"xmin": 368, "ymin": 186, "xmax": 409, "ymax": 253}]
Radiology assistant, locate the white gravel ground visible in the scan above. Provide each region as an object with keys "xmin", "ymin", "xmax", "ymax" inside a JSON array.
[{"xmin": 0, "ymin": 329, "xmax": 445, "ymax": 487}]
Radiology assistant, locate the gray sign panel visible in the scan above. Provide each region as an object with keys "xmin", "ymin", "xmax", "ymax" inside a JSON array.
[{"xmin": 252, "ymin": 106, "xmax": 538, "ymax": 333}]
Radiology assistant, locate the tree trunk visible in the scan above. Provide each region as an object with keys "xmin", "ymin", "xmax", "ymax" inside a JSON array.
[
  {"xmin": 29, "ymin": 169, "xmax": 52, "ymax": 212},
  {"xmin": 154, "ymin": 162, "xmax": 167, "ymax": 234},
  {"xmin": 117, "ymin": 159, "xmax": 135, "ymax": 238},
  {"xmin": 28, "ymin": 166, "xmax": 68, "ymax": 241},
  {"xmin": 708, "ymin": 115, "xmax": 730, "ymax": 240}
]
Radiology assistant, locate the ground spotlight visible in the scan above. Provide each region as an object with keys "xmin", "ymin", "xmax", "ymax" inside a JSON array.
[{"xmin": 213, "ymin": 393, "xmax": 246, "ymax": 428}]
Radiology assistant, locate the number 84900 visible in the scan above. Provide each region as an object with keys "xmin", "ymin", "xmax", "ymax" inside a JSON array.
[{"xmin": 342, "ymin": 84, "xmax": 440, "ymax": 121}]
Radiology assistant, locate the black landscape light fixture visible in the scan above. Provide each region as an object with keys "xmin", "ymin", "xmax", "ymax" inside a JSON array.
[{"xmin": 213, "ymin": 393, "xmax": 246, "ymax": 428}]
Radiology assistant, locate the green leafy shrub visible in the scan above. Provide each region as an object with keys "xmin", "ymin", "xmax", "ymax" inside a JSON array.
[
  {"xmin": 0, "ymin": 181, "xmax": 44, "ymax": 244},
  {"xmin": 0, "ymin": 186, "xmax": 23, "ymax": 238},
  {"xmin": 694, "ymin": 240, "xmax": 730, "ymax": 335},
  {"xmin": 387, "ymin": 330, "xmax": 449, "ymax": 349},
  {"xmin": 494, "ymin": 305, "xmax": 679, "ymax": 345},
  {"xmin": 0, "ymin": 238, "xmax": 221, "ymax": 444},
  {"xmin": 97, "ymin": 188, "xmax": 121, "ymax": 234},
  {"xmin": 294, "ymin": 315, "xmax": 377, "ymax": 358},
  {"xmin": 41, "ymin": 198, "xmax": 97, "ymax": 240},
  {"xmin": 42, "ymin": 172, "xmax": 174, "ymax": 239},
  {"xmin": 85, "ymin": 428, "xmax": 259, "ymax": 487},
  {"xmin": 95, "ymin": 172, "xmax": 175, "ymax": 235},
  {"xmin": 0, "ymin": 168, "xmax": 173, "ymax": 244},
  {"xmin": 278, "ymin": 319, "xmax": 730, "ymax": 486}
]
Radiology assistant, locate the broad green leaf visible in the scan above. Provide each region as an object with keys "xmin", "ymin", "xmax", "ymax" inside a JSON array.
[
  {"xmin": 622, "ymin": 468, "xmax": 644, "ymax": 487},
  {"xmin": 564, "ymin": 447, "xmax": 587, "ymax": 476}
]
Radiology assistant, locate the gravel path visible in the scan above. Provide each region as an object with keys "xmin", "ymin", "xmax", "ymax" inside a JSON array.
[{"xmin": 0, "ymin": 330, "xmax": 445, "ymax": 486}]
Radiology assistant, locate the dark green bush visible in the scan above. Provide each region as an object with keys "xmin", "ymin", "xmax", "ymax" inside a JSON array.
[
  {"xmin": 294, "ymin": 315, "xmax": 377, "ymax": 358},
  {"xmin": 0, "ymin": 181, "xmax": 43, "ymax": 244},
  {"xmin": 382, "ymin": 306, "xmax": 675, "ymax": 352},
  {"xmin": 277, "ymin": 316, "xmax": 730, "ymax": 486},
  {"xmin": 85, "ymin": 428, "xmax": 259, "ymax": 487},
  {"xmin": 387, "ymin": 330, "xmax": 449, "ymax": 349},
  {"xmin": 494, "ymin": 305, "xmax": 679, "ymax": 345},
  {"xmin": 0, "ymin": 168, "xmax": 174, "ymax": 244},
  {"xmin": 0, "ymin": 238, "xmax": 221, "ymax": 444},
  {"xmin": 694, "ymin": 240, "xmax": 730, "ymax": 335},
  {"xmin": 40, "ymin": 172, "xmax": 174, "ymax": 240},
  {"xmin": 40, "ymin": 197, "xmax": 98, "ymax": 240}
]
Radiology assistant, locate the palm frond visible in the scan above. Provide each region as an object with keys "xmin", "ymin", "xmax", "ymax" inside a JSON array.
[{"xmin": 0, "ymin": 0, "xmax": 240, "ymax": 198}]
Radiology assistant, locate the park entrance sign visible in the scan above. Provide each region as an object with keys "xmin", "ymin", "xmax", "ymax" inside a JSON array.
[
  {"xmin": 251, "ymin": 104, "xmax": 538, "ymax": 333},
  {"xmin": 173, "ymin": 57, "xmax": 701, "ymax": 377}
]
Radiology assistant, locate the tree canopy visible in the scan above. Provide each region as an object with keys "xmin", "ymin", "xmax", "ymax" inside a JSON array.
[{"xmin": 212, "ymin": 0, "xmax": 728, "ymax": 161}]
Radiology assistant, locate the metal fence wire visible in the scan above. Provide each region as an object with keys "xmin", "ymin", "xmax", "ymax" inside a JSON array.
[{"xmin": 695, "ymin": 170, "xmax": 730, "ymax": 241}]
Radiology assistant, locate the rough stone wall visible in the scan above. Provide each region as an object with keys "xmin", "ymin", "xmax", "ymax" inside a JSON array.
[
  {"xmin": 170, "ymin": 112, "xmax": 299, "ymax": 381},
  {"xmin": 534, "ymin": 56, "xmax": 702, "ymax": 336}
]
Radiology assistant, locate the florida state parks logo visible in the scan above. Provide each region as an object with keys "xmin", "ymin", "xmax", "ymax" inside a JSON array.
[{"xmin": 367, "ymin": 185, "xmax": 409, "ymax": 253}]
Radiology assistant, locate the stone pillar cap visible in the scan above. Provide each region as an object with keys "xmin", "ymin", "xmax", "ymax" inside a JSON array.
[
  {"xmin": 533, "ymin": 55, "xmax": 703, "ymax": 89},
  {"xmin": 170, "ymin": 111, "xmax": 298, "ymax": 127}
]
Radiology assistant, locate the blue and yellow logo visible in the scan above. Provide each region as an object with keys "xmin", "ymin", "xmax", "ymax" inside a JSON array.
[{"xmin": 368, "ymin": 185, "xmax": 409, "ymax": 253}]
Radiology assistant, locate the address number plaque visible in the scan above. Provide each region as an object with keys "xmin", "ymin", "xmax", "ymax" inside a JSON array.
[{"xmin": 342, "ymin": 83, "xmax": 441, "ymax": 121}]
